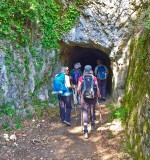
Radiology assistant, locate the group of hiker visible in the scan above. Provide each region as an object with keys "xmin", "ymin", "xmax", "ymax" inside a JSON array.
[{"xmin": 52, "ymin": 60, "xmax": 109, "ymax": 139}]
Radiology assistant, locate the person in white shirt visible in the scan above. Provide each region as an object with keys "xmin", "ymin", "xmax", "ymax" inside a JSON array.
[{"xmin": 58, "ymin": 67, "xmax": 74, "ymax": 126}]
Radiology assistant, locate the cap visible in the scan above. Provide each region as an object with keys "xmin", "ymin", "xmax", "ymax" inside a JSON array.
[
  {"xmin": 84, "ymin": 65, "xmax": 92, "ymax": 72},
  {"xmin": 76, "ymin": 62, "xmax": 81, "ymax": 68}
]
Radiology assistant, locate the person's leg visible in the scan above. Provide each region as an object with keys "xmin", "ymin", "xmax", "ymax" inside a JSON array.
[
  {"xmin": 58, "ymin": 95, "xmax": 65, "ymax": 123},
  {"xmin": 97, "ymin": 79, "xmax": 102, "ymax": 101},
  {"xmin": 81, "ymin": 96, "xmax": 89, "ymax": 138},
  {"xmin": 89, "ymin": 99, "xmax": 96, "ymax": 130},
  {"xmin": 64, "ymin": 95, "xmax": 72, "ymax": 125},
  {"xmin": 97, "ymin": 78, "xmax": 101, "ymax": 92},
  {"xmin": 101, "ymin": 79, "xmax": 107, "ymax": 100},
  {"xmin": 90, "ymin": 102, "xmax": 96, "ymax": 121},
  {"xmin": 76, "ymin": 85, "xmax": 80, "ymax": 105},
  {"xmin": 73, "ymin": 86, "xmax": 78, "ymax": 106}
]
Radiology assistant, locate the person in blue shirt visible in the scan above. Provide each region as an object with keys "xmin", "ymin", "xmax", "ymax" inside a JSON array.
[{"xmin": 94, "ymin": 60, "xmax": 109, "ymax": 101}]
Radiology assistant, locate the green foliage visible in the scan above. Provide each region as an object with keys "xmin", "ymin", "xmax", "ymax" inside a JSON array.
[
  {"xmin": 111, "ymin": 106, "xmax": 127, "ymax": 124},
  {"xmin": 124, "ymin": 30, "xmax": 150, "ymax": 159},
  {"xmin": 0, "ymin": 1, "xmax": 80, "ymax": 121},
  {"xmin": 49, "ymin": 94, "xmax": 58, "ymax": 105},
  {"xmin": 145, "ymin": 20, "xmax": 150, "ymax": 32},
  {"xmin": 143, "ymin": 6, "xmax": 150, "ymax": 32},
  {"xmin": 107, "ymin": 132, "xmax": 115, "ymax": 139},
  {"xmin": 0, "ymin": 0, "xmax": 80, "ymax": 49},
  {"xmin": 14, "ymin": 116, "xmax": 23, "ymax": 129},
  {"xmin": 125, "ymin": 32, "xmax": 149, "ymax": 114},
  {"xmin": 46, "ymin": 107, "xmax": 59, "ymax": 116},
  {"xmin": 25, "ymin": 109, "xmax": 33, "ymax": 119},
  {"xmin": 32, "ymin": 100, "xmax": 49, "ymax": 118},
  {"xmin": 35, "ymin": 107, "xmax": 43, "ymax": 119},
  {"xmin": 0, "ymin": 87, "xmax": 5, "ymax": 102},
  {"xmin": 0, "ymin": 100, "xmax": 16, "ymax": 117},
  {"xmin": 106, "ymin": 104, "xmax": 115, "ymax": 111},
  {"xmin": 106, "ymin": 104, "xmax": 127, "ymax": 123},
  {"xmin": 24, "ymin": 54, "xmax": 30, "ymax": 74},
  {"xmin": 34, "ymin": 100, "xmax": 59, "ymax": 119},
  {"xmin": 2, "ymin": 123, "xmax": 10, "ymax": 131},
  {"xmin": 60, "ymin": 5, "xmax": 80, "ymax": 33}
]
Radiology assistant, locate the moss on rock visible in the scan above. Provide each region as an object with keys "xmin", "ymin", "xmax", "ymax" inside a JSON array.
[{"xmin": 124, "ymin": 30, "xmax": 150, "ymax": 159}]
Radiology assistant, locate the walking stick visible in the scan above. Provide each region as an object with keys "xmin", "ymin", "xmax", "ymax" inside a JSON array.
[
  {"xmin": 97, "ymin": 98, "xmax": 103, "ymax": 129},
  {"xmin": 81, "ymin": 109, "xmax": 83, "ymax": 127}
]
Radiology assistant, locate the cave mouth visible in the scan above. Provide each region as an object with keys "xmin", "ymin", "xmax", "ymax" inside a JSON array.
[{"xmin": 60, "ymin": 45, "xmax": 112, "ymax": 95}]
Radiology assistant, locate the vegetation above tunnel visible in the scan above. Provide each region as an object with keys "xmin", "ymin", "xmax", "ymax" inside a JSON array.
[{"xmin": 0, "ymin": 0, "xmax": 80, "ymax": 49}]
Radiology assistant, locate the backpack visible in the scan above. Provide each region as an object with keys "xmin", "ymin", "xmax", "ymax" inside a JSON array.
[
  {"xmin": 72, "ymin": 69, "xmax": 81, "ymax": 85},
  {"xmin": 81, "ymin": 74, "xmax": 97, "ymax": 99},
  {"xmin": 97, "ymin": 66, "xmax": 107, "ymax": 80},
  {"xmin": 53, "ymin": 73, "xmax": 68, "ymax": 94}
]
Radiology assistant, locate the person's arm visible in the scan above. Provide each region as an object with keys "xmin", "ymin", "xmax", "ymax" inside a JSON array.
[
  {"xmin": 94, "ymin": 77, "xmax": 100, "ymax": 97},
  {"xmin": 77, "ymin": 76, "xmax": 82, "ymax": 95},
  {"xmin": 69, "ymin": 69, "xmax": 73, "ymax": 79},
  {"xmin": 65, "ymin": 75, "xmax": 74, "ymax": 88},
  {"xmin": 94, "ymin": 66, "xmax": 98, "ymax": 76},
  {"xmin": 79, "ymin": 69, "xmax": 82, "ymax": 76},
  {"xmin": 104, "ymin": 66, "xmax": 109, "ymax": 74}
]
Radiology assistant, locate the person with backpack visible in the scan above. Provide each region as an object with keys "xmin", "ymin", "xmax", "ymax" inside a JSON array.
[
  {"xmin": 94, "ymin": 59, "xmax": 109, "ymax": 101},
  {"xmin": 77, "ymin": 65, "xmax": 100, "ymax": 139},
  {"xmin": 53, "ymin": 67, "xmax": 74, "ymax": 126},
  {"xmin": 69, "ymin": 63, "xmax": 82, "ymax": 107}
]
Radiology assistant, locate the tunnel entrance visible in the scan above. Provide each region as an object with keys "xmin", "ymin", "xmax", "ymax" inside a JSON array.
[{"xmin": 60, "ymin": 45, "xmax": 112, "ymax": 96}]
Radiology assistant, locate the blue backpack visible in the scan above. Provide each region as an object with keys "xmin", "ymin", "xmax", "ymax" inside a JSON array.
[
  {"xmin": 97, "ymin": 66, "xmax": 107, "ymax": 80},
  {"xmin": 53, "ymin": 73, "xmax": 68, "ymax": 93},
  {"xmin": 72, "ymin": 69, "xmax": 81, "ymax": 85}
]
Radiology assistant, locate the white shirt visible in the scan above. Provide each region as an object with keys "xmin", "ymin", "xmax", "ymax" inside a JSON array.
[{"xmin": 65, "ymin": 75, "xmax": 71, "ymax": 88}]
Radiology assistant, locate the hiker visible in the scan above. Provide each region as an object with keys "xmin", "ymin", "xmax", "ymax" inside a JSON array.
[
  {"xmin": 69, "ymin": 62, "xmax": 82, "ymax": 107},
  {"xmin": 77, "ymin": 65, "xmax": 100, "ymax": 139},
  {"xmin": 53, "ymin": 67, "xmax": 74, "ymax": 126},
  {"xmin": 94, "ymin": 59, "xmax": 109, "ymax": 101}
]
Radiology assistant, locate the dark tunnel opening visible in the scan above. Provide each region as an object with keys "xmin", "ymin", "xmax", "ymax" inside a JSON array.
[{"xmin": 60, "ymin": 45, "xmax": 112, "ymax": 96}]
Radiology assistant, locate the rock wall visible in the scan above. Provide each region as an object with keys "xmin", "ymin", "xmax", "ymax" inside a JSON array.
[
  {"xmin": 0, "ymin": 40, "xmax": 60, "ymax": 116},
  {"xmin": 124, "ymin": 31, "xmax": 150, "ymax": 159}
]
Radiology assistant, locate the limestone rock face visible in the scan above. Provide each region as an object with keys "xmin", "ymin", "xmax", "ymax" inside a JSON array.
[
  {"xmin": 61, "ymin": 0, "xmax": 147, "ymax": 100},
  {"xmin": 0, "ymin": 40, "xmax": 60, "ymax": 115},
  {"xmin": 63, "ymin": 0, "xmax": 145, "ymax": 51}
]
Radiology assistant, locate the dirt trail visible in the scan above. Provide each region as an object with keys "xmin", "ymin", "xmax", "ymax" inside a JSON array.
[{"xmin": 0, "ymin": 100, "xmax": 130, "ymax": 160}]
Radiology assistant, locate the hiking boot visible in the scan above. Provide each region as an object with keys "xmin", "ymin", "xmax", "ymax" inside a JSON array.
[
  {"xmin": 84, "ymin": 132, "xmax": 88, "ymax": 139},
  {"xmin": 98, "ymin": 97, "xmax": 102, "ymax": 102},
  {"xmin": 73, "ymin": 104, "xmax": 77, "ymax": 107},
  {"xmin": 102, "ymin": 97, "xmax": 106, "ymax": 101},
  {"xmin": 77, "ymin": 102, "xmax": 81, "ymax": 105},
  {"xmin": 63, "ymin": 121, "xmax": 71, "ymax": 126}
]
